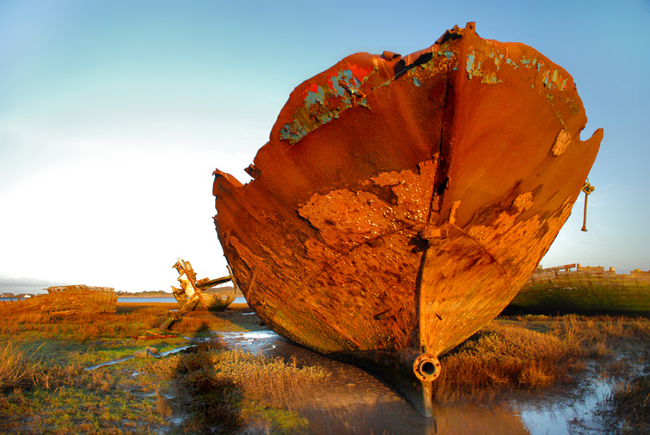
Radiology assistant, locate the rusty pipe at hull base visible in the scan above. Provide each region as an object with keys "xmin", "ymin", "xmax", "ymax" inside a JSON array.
[
  {"xmin": 413, "ymin": 352, "xmax": 441, "ymax": 382},
  {"xmin": 396, "ymin": 348, "xmax": 442, "ymax": 417}
]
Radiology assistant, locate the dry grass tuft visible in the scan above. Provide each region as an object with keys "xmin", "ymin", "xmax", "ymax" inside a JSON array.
[
  {"xmin": 0, "ymin": 340, "xmax": 42, "ymax": 392},
  {"xmin": 0, "ymin": 340, "xmax": 83, "ymax": 394},
  {"xmin": 150, "ymin": 344, "xmax": 329, "ymax": 408},
  {"xmin": 147, "ymin": 339, "xmax": 327, "ymax": 433},
  {"xmin": 432, "ymin": 322, "xmax": 583, "ymax": 404},
  {"xmin": 216, "ymin": 350, "xmax": 329, "ymax": 408}
]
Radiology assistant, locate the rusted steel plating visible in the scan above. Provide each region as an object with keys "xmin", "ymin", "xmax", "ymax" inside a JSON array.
[{"xmin": 211, "ymin": 23, "xmax": 602, "ymax": 416}]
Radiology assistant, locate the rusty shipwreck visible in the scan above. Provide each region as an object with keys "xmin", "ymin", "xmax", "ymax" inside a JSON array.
[{"xmin": 211, "ymin": 23, "xmax": 602, "ymax": 416}]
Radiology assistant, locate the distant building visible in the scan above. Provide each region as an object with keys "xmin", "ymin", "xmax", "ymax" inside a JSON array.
[
  {"xmin": 1, "ymin": 293, "xmax": 15, "ymax": 298},
  {"xmin": 16, "ymin": 294, "xmax": 32, "ymax": 299}
]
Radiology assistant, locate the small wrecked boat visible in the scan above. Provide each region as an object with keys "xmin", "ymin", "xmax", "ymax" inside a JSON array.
[
  {"xmin": 211, "ymin": 23, "xmax": 602, "ymax": 415},
  {"xmin": 0, "ymin": 285, "xmax": 117, "ymax": 316},
  {"xmin": 508, "ymin": 264, "xmax": 650, "ymax": 316},
  {"xmin": 162, "ymin": 258, "xmax": 239, "ymax": 330},
  {"xmin": 170, "ymin": 258, "xmax": 238, "ymax": 312}
]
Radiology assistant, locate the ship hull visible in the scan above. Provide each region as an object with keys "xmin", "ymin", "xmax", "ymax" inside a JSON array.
[
  {"xmin": 211, "ymin": 23, "xmax": 602, "ymax": 415},
  {"xmin": 0, "ymin": 285, "xmax": 117, "ymax": 316},
  {"xmin": 509, "ymin": 266, "xmax": 650, "ymax": 316}
]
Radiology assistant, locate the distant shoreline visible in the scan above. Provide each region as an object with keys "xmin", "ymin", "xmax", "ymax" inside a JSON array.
[
  {"xmin": 117, "ymin": 289, "xmax": 244, "ymax": 298},
  {"xmin": 117, "ymin": 293, "xmax": 173, "ymax": 298}
]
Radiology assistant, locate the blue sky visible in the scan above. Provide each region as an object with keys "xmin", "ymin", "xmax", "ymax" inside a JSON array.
[{"xmin": 0, "ymin": 0, "xmax": 648, "ymax": 292}]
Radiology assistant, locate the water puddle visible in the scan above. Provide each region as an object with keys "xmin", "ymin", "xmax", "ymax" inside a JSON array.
[
  {"xmin": 84, "ymin": 345, "xmax": 195, "ymax": 371},
  {"xmin": 514, "ymin": 378, "xmax": 612, "ymax": 435},
  {"xmin": 85, "ymin": 356, "xmax": 135, "ymax": 371},
  {"xmin": 82, "ymin": 329, "xmax": 638, "ymax": 434},
  {"xmin": 210, "ymin": 330, "xmax": 636, "ymax": 435}
]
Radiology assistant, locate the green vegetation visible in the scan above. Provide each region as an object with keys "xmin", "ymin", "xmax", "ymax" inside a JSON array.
[{"xmin": 507, "ymin": 284, "xmax": 650, "ymax": 316}]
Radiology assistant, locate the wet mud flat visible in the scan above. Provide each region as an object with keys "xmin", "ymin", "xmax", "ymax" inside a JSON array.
[
  {"xmin": 216, "ymin": 329, "xmax": 521, "ymax": 434},
  {"xmin": 133, "ymin": 306, "xmax": 650, "ymax": 434},
  {"xmin": 214, "ymin": 326, "xmax": 647, "ymax": 435},
  {"xmin": 2, "ymin": 303, "xmax": 647, "ymax": 434}
]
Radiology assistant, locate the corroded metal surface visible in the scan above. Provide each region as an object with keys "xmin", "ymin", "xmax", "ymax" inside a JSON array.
[{"xmin": 211, "ymin": 23, "xmax": 602, "ymax": 415}]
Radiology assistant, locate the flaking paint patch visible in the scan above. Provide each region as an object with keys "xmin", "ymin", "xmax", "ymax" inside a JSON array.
[
  {"xmin": 279, "ymin": 66, "xmax": 373, "ymax": 144},
  {"xmin": 466, "ymin": 52, "xmax": 476, "ymax": 78},
  {"xmin": 542, "ymin": 69, "xmax": 568, "ymax": 91},
  {"xmin": 466, "ymin": 50, "xmax": 501, "ymax": 84},
  {"xmin": 551, "ymin": 129, "xmax": 572, "ymax": 156}
]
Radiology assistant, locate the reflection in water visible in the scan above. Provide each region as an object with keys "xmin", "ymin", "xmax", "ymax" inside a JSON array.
[
  {"xmin": 515, "ymin": 376, "xmax": 612, "ymax": 435},
  {"xmin": 82, "ymin": 328, "xmax": 628, "ymax": 434},
  {"xmin": 215, "ymin": 329, "xmax": 643, "ymax": 435},
  {"xmin": 216, "ymin": 330, "xmax": 532, "ymax": 434}
]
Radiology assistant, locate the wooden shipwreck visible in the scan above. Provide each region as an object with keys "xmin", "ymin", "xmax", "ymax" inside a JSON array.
[
  {"xmin": 161, "ymin": 258, "xmax": 238, "ymax": 330},
  {"xmin": 211, "ymin": 23, "xmax": 603, "ymax": 415},
  {"xmin": 0, "ymin": 285, "xmax": 117, "ymax": 316},
  {"xmin": 170, "ymin": 258, "xmax": 238, "ymax": 312},
  {"xmin": 509, "ymin": 264, "xmax": 650, "ymax": 316}
]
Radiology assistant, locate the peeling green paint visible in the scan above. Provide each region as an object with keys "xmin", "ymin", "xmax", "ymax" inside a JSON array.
[
  {"xmin": 278, "ymin": 66, "xmax": 378, "ymax": 144},
  {"xmin": 413, "ymin": 77, "xmax": 421, "ymax": 87},
  {"xmin": 304, "ymin": 85, "xmax": 327, "ymax": 108},
  {"xmin": 542, "ymin": 69, "xmax": 568, "ymax": 92},
  {"xmin": 330, "ymin": 69, "xmax": 361, "ymax": 98},
  {"xmin": 505, "ymin": 58, "xmax": 519, "ymax": 69},
  {"xmin": 439, "ymin": 49, "xmax": 454, "ymax": 60},
  {"xmin": 466, "ymin": 50, "xmax": 501, "ymax": 84},
  {"xmin": 279, "ymin": 120, "xmax": 310, "ymax": 144},
  {"xmin": 466, "ymin": 52, "xmax": 476, "ymax": 77}
]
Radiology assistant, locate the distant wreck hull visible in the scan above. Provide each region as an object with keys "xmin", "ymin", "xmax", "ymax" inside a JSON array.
[
  {"xmin": 508, "ymin": 265, "xmax": 650, "ymax": 316},
  {"xmin": 212, "ymin": 23, "xmax": 602, "ymax": 415},
  {"xmin": 0, "ymin": 285, "xmax": 117, "ymax": 316}
]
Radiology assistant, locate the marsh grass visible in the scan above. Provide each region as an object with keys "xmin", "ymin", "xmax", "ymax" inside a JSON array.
[
  {"xmin": 508, "ymin": 284, "xmax": 650, "ymax": 317},
  {"xmin": 147, "ymin": 336, "xmax": 326, "ymax": 433},
  {"xmin": 0, "ymin": 303, "xmax": 172, "ymax": 341},
  {"xmin": 2, "ymin": 306, "xmax": 650, "ymax": 433},
  {"xmin": 0, "ymin": 302, "xmax": 247, "ymax": 342},
  {"xmin": 431, "ymin": 322, "xmax": 584, "ymax": 404},
  {"xmin": 598, "ymin": 375, "xmax": 650, "ymax": 434},
  {"xmin": 0, "ymin": 303, "xmax": 228, "ymax": 434},
  {"xmin": 0, "ymin": 340, "xmax": 43, "ymax": 392},
  {"xmin": 0, "ymin": 351, "xmax": 175, "ymax": 434},
  {"xmin": 431, "ymin": 315, "xmax": 650, "ymax": 405}
]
